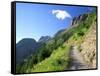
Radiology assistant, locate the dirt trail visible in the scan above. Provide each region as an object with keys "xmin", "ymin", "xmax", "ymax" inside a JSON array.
[{"xmin": 69, "ymin": 46, "xmax": 90, "ymax": 70}]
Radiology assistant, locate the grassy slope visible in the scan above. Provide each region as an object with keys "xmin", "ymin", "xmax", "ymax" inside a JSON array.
[{"xmin": 32, "ymin": 43, "xmax": 71, "ymax": 72}]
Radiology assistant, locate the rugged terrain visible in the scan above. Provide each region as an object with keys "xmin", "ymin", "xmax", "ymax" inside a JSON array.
[{"xmin": 80, "ymin": 22, "xmax": 96, "ymax": 68}]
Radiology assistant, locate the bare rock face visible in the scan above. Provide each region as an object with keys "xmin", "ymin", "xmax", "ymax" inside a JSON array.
[
  {"xmin": 80, "ymin": 23, "xmax": 96, "ymax": 68},
  {"xmin": 71, "ymin": 14, "xmax": 88, "ymax": 26}
]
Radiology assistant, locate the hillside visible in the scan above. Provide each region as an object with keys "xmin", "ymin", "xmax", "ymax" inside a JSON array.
[
  {"xmin": 16, "ymin": 38, "xmax": 37, "ymax": 63},
  {"xmin": 80, "ymin": 22, "xmax": 96, "ymax": 68},
  {"xmin": 16, "ymin": 10, "xmax": 97, "ymax": 73},
  {"xmin": 38, "ymin": 36, "xmax": 51, "ymax": 43}
]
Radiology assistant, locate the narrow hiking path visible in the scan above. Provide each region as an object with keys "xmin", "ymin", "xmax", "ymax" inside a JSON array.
[{"xmin": 69, "ymin": 46, "xmax": 90, "ymax": 70}]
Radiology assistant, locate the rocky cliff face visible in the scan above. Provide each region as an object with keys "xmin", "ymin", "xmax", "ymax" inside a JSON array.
[
  {"xmin": 80, "ymin": 22, "xmax": 96, "ymax": 68},
  {"xmin": 71, "ymin": 14, "xmax": 89, "ymax": 26},
  {"xmin": 38, "ymin": 36, "xmax": 51, "ymax": 43}
]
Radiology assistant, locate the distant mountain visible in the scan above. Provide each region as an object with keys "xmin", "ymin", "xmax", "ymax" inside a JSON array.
[
  {"xmin": 16, "ymin": 38, "xmax": 40, "ymax": 63},
  {"xmin": 16, "ymin": 36, "xmax": 51, "ymax": 64},
  {"xmin": 38, "ymin": 36, "xmax": 51, "ymax": 43},
  {"xmin": 54, "ymin": 29, "xmax": 66, "ymax": 37}
]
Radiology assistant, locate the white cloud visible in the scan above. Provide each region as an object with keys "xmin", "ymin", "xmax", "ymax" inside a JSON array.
[{"xmin": 52, "ymin": 10, "xmax": 72, "ymax": 20}]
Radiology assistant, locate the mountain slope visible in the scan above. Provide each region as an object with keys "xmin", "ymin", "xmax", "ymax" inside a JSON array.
[
  {"xmin": 16, "ymin": 38, "xmax": 37, "ymax": 63},
  {"xmin": 31, "ymin": 11, "xmax": 97, "ymax": 72},
  {"xmin": 16, "ymin": 10, "xmax": 97, "ymax": 73},
  {"xmin": 38, "ymin": 36, "xmax": 51, "ymax": 43},
  {"xmin": 80, "ymin": 23, "xmax": 96, "ymax": 68}
]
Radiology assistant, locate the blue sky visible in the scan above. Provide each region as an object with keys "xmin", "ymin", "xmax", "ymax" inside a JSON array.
[{"xmin": 16, "ymin": 3, "xmax": 94, "ymax": 43}]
